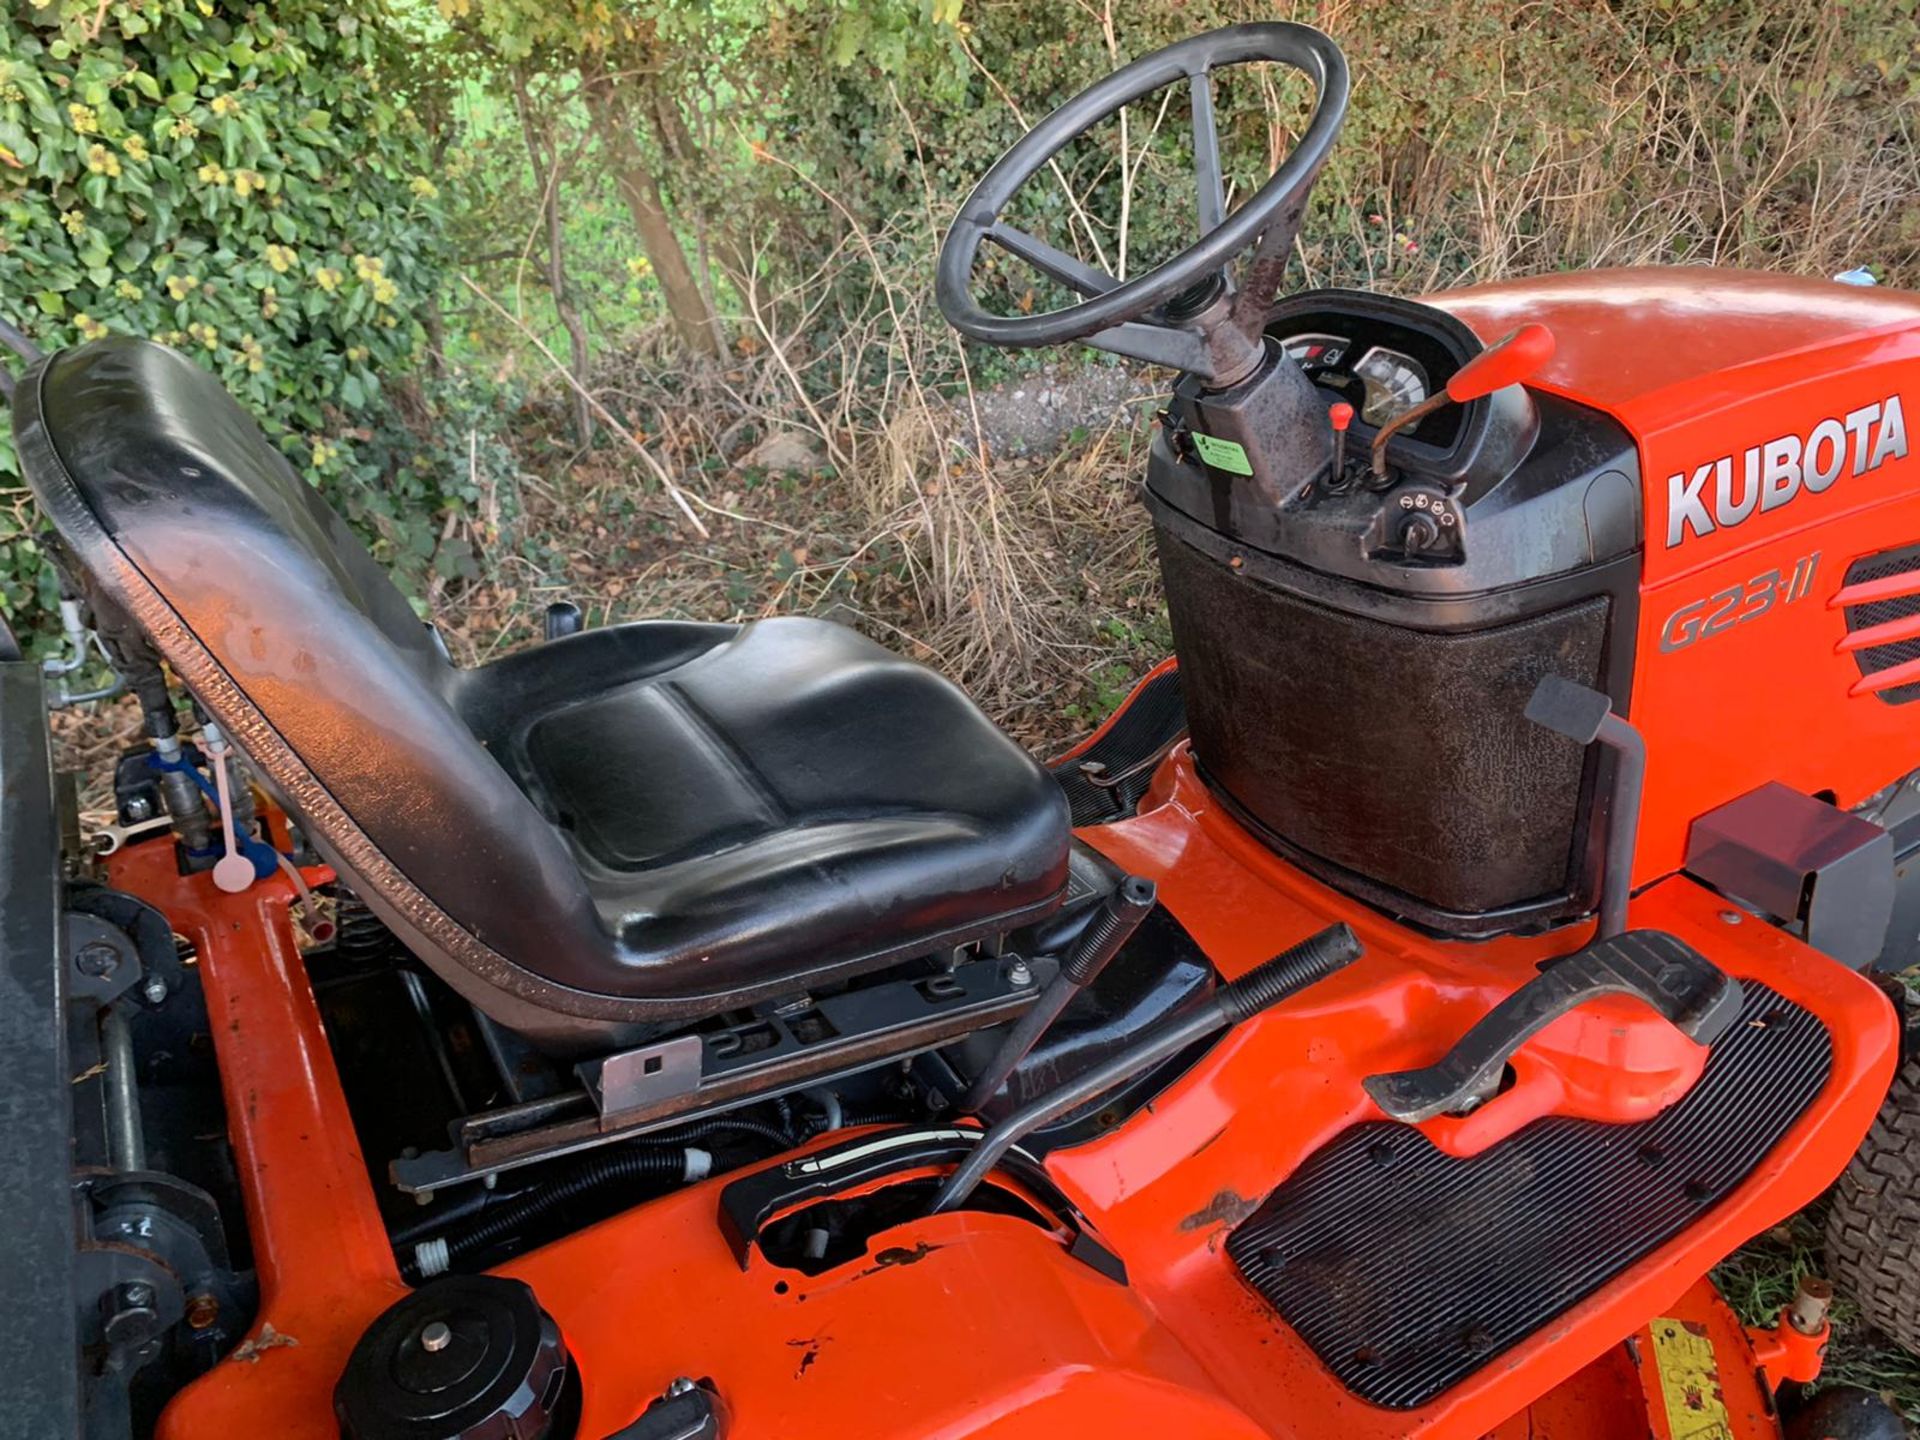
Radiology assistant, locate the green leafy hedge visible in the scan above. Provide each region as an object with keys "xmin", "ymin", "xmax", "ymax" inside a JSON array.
[{"xmin": 0, "ymin": 0, "xmax": 472, "ymax": 627}]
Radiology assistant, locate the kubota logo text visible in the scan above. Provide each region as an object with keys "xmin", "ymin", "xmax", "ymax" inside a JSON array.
[{"xmin": 1664, "ymin": 396, "xmax": 1909, "ymax": 548}]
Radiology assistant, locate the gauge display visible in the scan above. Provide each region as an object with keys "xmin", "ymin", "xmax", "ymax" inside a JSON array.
[
  {"xmin": 1351, "ymin": 346, "xmax": 1430, "ymax": 426},
  {"xmin": 1282, "ymin": 332, "xmax": 1432, "ymax": 427},
  {"xmin": 1282, "ymin": 332, "xmax": 1351, "ymax": 371}
]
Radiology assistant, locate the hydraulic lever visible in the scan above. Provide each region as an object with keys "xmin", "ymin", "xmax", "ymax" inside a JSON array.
[
  {"xmin": 1370, "ymin": 322, "xmax": 1554, "ymax": 481},
  {"xmin": 930, "ymin": 922, "xmax": 1364, "ymax": 1215},
  {"xmin": 957, "ymin": 875, "xmax": 1157, "ymax": 1115}
]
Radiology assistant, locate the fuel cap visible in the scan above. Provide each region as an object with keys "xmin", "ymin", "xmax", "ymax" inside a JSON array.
[{"xmin": 336, "ymin": 1275, "xmax": 576, "ymax": 1440}]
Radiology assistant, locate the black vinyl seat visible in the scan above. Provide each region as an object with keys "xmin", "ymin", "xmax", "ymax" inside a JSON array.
[{"xmin": 14, "ymin": 338, "xmax": 1069, "ymax": 1049}]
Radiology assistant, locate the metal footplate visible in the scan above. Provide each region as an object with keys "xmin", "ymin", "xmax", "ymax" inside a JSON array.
[
  {"xmin": 1363, "ymin": 930, "xmax": 1745, "ymax": 1124},
  {"xmin": 1228, "ymin": 974, "xmax": 1832, "ymax": 1410}
]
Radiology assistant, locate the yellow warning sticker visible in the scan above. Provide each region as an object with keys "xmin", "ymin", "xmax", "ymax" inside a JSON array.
[{"xmin": 1650, "ymin": 1317, "xmax": 1736, "ymax": 1439}]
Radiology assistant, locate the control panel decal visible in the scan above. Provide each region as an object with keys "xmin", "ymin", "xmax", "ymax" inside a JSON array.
[
  {"xmin": 1665, "ymin": 396, "xmax": 1908, "ymax": 547},
  {"xmin": 1192, "ymin": 432, "xmax": 1254, "ymax": 476}
]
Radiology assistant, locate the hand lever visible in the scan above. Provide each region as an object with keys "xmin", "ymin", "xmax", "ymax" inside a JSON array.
[
  {"xmin": 205, "ymin": 729, "xmax": 255, "ymax": 894},
  {"xmin": 930, "ymin": 923, "xmax": 1363, "ymax": 1215},
  {"xmin": 1327, "ymin": 401, "xmax": 1353, "ymax": 485},
  {"xmin": 1370, "ymin": 322, "xmax": 1555, "ymax": 481}
]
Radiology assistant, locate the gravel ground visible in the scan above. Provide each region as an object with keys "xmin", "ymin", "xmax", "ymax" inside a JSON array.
[{"xmin": 954, "ymin": 360, "xmax": 1167, "ymax": 457}]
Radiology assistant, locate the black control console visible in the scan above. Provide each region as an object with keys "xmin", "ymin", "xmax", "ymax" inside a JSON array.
[{"xmin": 1144, "ymin": 288, "xmax": 1645, "ymax": 937}]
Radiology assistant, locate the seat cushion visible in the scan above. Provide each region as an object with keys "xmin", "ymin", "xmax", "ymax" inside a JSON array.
[
  {"xmin": 460, "ymin": 617, "xmax": 1072, "ymax": 996},
  {"xmin": 15, "ymin": 337, "xmax": 1069, "ymax": 1043}
]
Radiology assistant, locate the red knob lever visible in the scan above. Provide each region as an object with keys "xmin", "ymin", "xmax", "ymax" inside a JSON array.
[
  {"xmin": 1328, "ymin": 401, "xmax": 1354, "ymax": 484},
  {"xmin": 1445, "ymin": 322, "xmax": 1555, "ymax": 403}
]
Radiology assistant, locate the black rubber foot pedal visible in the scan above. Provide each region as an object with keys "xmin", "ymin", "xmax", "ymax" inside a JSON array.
[{"xmin": 1365, "ymin": 930, "xmax": 1744, "ymax": 1124}]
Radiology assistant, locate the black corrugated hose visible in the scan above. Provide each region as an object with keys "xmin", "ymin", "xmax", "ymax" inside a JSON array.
[
  {"xmin": 436, "ymin": 1146, "xmax": 686, "ymax": 1265},
  {"xmin": 398, "ymin": 1113, "xmax": 807, "ymax": 1276}
]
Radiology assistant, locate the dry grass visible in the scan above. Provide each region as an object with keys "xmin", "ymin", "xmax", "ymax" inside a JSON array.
[{"xmin": 426, "ymin": 0, "xmax": 1919, "ymax": 741}]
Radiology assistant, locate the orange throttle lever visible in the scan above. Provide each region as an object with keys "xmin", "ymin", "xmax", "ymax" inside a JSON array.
[{"xmin": 1370, "ymin": 321, "xmax": 1555, "ymax": 481}]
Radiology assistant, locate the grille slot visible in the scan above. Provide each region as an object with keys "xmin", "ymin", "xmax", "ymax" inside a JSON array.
[{"xmin": 1841, "ymin": 545, "xmax": 1920, "ymax": 704}]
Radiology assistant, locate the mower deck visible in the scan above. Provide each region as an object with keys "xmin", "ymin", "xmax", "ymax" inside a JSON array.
[{"xmin": 122, "ymin": 726, "xmax": 1895, "ymax": 1440}]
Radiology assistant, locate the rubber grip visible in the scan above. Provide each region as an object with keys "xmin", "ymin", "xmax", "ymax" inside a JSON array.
[
  {"xmin": 1061, "ymin": 875, "xmax": 1157, "ymax": 984},
  {"xmin": 1219, "ymin": 923, "xmax": 1362, "ymax": 1023}
]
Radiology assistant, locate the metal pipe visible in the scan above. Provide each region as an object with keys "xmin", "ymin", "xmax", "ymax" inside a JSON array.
[
  {"xmin": 930, "ymin": 922, "xmax": 1363, "ymax": 1215},
  {"xmin": 1524, "ymin": 676, "xmax": 1646, "ymax": 942},
  {"xmin": 1593, "ymin": 712, "xmax": 1646, "ymax": 941},
  {"xmin": 101, "ymin": 1007, "xmax": 146, "ymax": 1173},
  {"xmin": 958, "ymin": 876, "xmax": 1156, "ymax": 1115}
]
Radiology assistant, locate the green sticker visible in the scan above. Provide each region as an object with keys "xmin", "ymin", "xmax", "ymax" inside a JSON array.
[{"xmin": 1192, "ymin": 432, "xmax": 1253, "ymax": 476}]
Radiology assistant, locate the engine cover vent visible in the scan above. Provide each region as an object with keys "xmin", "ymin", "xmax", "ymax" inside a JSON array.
[{"xmin": 1839, "ymin": 545, "xmax": 1920, "ymax": 704}]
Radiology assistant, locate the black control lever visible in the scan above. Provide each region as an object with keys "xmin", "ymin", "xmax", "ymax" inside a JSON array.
[
  {"xmin": 1524, "ymin": 673, "xmax": 1645, "ymax": 941},
  {"xmin": 1362, "ymin": 930, "xmax": 1744, "ymax": 1124},
  {"xmin": 929, "ymin": 922, "xmax": 1364, "ymax": 1215},
  {"xmin": 957, "ymin": 875, "xmax": 1157, "ymax": 1115}
]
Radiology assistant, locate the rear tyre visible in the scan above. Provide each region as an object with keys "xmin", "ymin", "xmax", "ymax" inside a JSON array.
[{"xmin": 1825, "ymin": 1044, "xmax": 1920, "ymax": 1358}]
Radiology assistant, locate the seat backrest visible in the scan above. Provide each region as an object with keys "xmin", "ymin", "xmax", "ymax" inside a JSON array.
[{"xmin": 13, "ymin": 339, "xmax": 609, "ymax": 1023}]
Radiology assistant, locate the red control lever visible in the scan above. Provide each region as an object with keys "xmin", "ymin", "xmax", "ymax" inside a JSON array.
[
  {"xmin": 1328, "ymin": 401, "xmax": 1354, "ymax": 482},
  {"xmin": 1372, "ymin": 321, "xmax": 1556, "ymax": 480},
  {"xmin": 1443, "ymin": 322, "xmax": 1556, "ymax": 403}
]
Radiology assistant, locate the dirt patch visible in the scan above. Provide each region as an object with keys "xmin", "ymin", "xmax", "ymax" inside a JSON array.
[{"xmin": 953, "ymin": 362, "xmax": 1166, "ymax": 459}]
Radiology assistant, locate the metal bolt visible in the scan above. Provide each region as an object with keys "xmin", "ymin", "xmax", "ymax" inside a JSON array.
[
  {"xmin": 123, "ymin": 795, "xmax": 156, "ymax": 822},
  {"xmin": 1788, "ymin": 1276, "xmax": 1834, "ymax": 1336},
  {"xmin": 419, "ymin": 1320, "xmax": 452, "ymax": 1353},
  {"xmin": 143, "ymin": 976, "xmax": 169, "ymax": 1005},
  {"xmin": 100, "ymin": 1282, "xmax": 160, "ymax": 1347},
  {"xmin": 76, "ymin": 943, "xmax": 120, "ymax": 978},
  {"xmin": 185, "ymin": 1293, "xmax": 220, "ymax": 1330},
  {"xmin": 666, "ymin": 1377, "xmax": 698, "ymax": 1397},
  {"xmin": 1719, "ymin": 910, "xmax": 1743, "ymax": 925},
  {"xmin": 1007, "ymin": 960, "xmax": 1033, "ymax": 988}
]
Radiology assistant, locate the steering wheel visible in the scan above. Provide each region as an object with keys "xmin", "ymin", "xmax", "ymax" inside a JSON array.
[{"xmin": 936, "ymin": 23, "xmax": 1350, "ymax": 386}]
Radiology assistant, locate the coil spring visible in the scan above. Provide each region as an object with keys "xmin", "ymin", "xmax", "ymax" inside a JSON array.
[{"xmin": 332, "ymin": 886, "xmax": 401, "ymax": 967}]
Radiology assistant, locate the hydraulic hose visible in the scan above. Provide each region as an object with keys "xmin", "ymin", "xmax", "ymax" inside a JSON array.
[
  {"xmin": 419, "ymin": 1147, "xmax": 689, "ymax": 1274},
  {"xmin": 397, "ymin": 1113, "xmax": 802, "ymax": 1268}
]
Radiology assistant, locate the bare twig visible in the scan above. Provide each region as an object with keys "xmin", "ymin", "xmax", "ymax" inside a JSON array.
[{"xmin": 459, "ymin": 274, "xmax": 710, "ymax": 538}]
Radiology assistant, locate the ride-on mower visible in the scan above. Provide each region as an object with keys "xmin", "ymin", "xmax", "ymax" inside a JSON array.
[{"xmin": 7, "ymin": 19, "xmax": 1920, "ymax": 1440}]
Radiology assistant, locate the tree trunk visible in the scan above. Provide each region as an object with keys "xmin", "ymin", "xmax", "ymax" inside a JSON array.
[
  {"xmin": 579, "ymin": 60, "xmax": 722, "ymax": 361},
  {"xmin": 512, "ymin": 69, "xmax": 594, "ymax": 449}
]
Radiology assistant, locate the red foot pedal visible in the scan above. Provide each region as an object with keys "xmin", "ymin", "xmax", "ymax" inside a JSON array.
[{"xmin": 1363, "ymin": 930, "xmax": 1743, "ymax": 1124}]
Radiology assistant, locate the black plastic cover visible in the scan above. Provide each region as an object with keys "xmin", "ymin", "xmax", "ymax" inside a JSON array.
[{"xmin": 1156, "ymin": 524, "xmax": 1611, "ymax": 921}]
